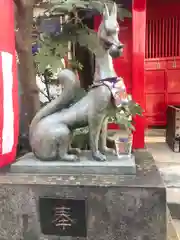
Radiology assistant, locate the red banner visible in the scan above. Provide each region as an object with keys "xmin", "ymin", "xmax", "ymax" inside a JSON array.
[{"xmin": 0, "ymin": 0, "xmax": 19, "ymax": 167}]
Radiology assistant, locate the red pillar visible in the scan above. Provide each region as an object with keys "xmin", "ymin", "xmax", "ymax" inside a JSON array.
[
  {"xmin": 132, "ymin": 0, "xmax": 146, "ymax": 149},
  {"xmin": 0, "ymin": 0, "xmax": 19, "ymax": 167}
]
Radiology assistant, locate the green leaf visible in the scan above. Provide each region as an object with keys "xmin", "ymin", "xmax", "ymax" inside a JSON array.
[
  {"xmin": 34, "ymin": 53, "xmax": 64, "ymax": 73},
  {"xmin": 37, "ymin": 0, "xmax": 132, "ymax": 21},
  {"xmin": 127, "ymin": 101, "xmax": 143, "ymax": 116}
]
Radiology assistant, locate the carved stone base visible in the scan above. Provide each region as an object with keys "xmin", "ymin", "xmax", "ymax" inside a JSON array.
[
  {"xmin": 11, "ymin": 151, "xmax": 136, "ymax": 175},
  {"xmin": 0, "ymin": 150, "xmax": 166, "ymax": 240}
]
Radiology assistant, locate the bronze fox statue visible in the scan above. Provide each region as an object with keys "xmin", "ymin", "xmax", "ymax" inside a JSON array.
[{"xmin": 29, "ymin": 3, "xmax": 128, "ymax": 162}]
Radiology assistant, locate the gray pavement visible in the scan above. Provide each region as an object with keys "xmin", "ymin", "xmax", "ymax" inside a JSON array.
[{"xmin": 146, "ymin": 129, "xmax": 180, "ymax": 239}]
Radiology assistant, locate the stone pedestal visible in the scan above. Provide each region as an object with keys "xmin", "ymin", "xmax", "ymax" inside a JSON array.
[
  {"xmin": 0, "ymin": 150, "xmax": 166, "ymax": 240},
  {"xmin": 11, "ymin": 151, "xmax": 136, "ymax": 175}
]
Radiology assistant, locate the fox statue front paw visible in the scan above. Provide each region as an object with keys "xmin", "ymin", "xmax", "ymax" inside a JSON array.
[
  {"xmin": 101, "ymin": 146, "xmax": 116, "ymax": 155},
  {"xmin": 68, "ymin": 147, "xmax": 81, "ymax": 155},
  {"xmin": 92, "ymin": 151, "xmax": 107, "ymax": 162}
]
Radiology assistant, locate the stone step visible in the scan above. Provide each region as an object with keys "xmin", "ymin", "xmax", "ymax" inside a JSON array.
[
  {"xmin": 168, "ymin": 217, "xmax": 180, "ymax": 240},
  {"xmin": 168, "ymin": 202, "xmax": 180, "ymax": 220},
  {"xmin": 167, "ymin": 188, "xmax": 180, "ymax": 220},
  {"xmin": 145, "ymin": 158, "xmax": 180, "ymax": 239},
  {"xmin": 168, "ymin": 207, "xmax": 180, "ymax": 240},
  {"xmin": 159, "ymin": 165, "xmax": 180, "ymax": 188},
  {"xmin": 157, "ymin": 165, "xmax": 180, "ymax": 220},
  {"xmin": 146, "ymin": 160, "xmax": 180, "ymax": 224},
  {"xmin": 172, "ymin": 219, "xmax": 180, "ymax": 239}
]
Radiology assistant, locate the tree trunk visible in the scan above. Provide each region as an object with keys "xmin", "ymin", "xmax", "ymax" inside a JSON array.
[
  {"xmin": 15, "ymin": 1, "xmax": 40, "ymax": 139},
  {"xmin": 75, "ymin": 44, "xmax": 95, "ymax": 90},
  {"xmin": 75, "ymin": 12, "xmax": 95, "ymax": 90},
  {"xmin": 18, "ymin": 50, "xmax": 40, "ymax": 131}
]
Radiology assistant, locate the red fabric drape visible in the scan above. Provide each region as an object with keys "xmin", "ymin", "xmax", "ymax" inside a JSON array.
[{"xmin": 0, "ymin": 0, "xmax": 19, "ymax": 167}]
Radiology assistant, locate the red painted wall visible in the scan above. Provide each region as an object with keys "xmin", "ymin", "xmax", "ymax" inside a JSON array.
[
  {"xmin": 147, "ymin": 0, "xmax": 180, "ymax": 19},
  {"xmin": 145, "ymin": 0, "xmax": 180, "ymax": 126}
]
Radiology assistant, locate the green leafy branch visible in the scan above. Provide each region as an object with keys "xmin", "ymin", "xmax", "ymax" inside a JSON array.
[
  {"xmin": 33, "ymin": 0, "xmax": 132, "ymax": 74},
  {"xmin": 109, "ymin": 96, "xmax": 143, "ymax": 132},
  {"xmin": 37, "ymin": 0, "xmax": 132, "ymax": 20}
]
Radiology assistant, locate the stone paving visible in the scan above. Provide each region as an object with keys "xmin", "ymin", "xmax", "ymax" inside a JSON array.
[
  {"xmin": 168, "ymin": 212, "xmax": 180, "ymax": 240},
  {"xmin": 146, "ymin": 128, "xmax": 180, "ymax": 239},
  {"xmin": 145, "ymin": 129, "xmax": 180, "ymax": 190},
  {"xmin": 103, "ymin": 128, "xmax": 180, "ymax": 238},
  {"xmin": 109, "ymin": 128, "xmax": 180, "ymax": 238}
]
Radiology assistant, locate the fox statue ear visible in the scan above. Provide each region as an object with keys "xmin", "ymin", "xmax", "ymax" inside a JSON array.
[
  {"xmin": 111, "ymin": 2, "xmax": 117, "ymax": 19},
  {"xmin": 103, "ymin": 3, "xmax": 109, "ymax": 20}
]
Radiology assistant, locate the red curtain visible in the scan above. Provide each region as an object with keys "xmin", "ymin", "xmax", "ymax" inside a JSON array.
[{"xmin": 0, "ymin": 0, "xmax": 19, "ymax": 167}]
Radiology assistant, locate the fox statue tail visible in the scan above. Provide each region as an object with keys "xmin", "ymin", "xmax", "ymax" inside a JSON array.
[{"xmin": 29, "ymin": 69, "xmax": 80, "ymax": 144}]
